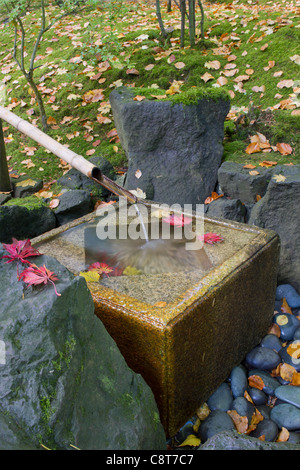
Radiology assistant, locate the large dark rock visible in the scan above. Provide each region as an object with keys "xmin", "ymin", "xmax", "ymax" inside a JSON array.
[
  {"xmin": 205, "ymin": 197, "xmax": 246, "ymax": 223},
  {"xmin": 0, "ymin": 247, "xmax": 165, "ymax": 450},
  {"xmin": 53, "ymin": 189, "xmax": 92, "ymax": 226},
  {"xmin": 249, "ymin": 173, "xmax": 300, "ymax": 291},
  {"xmin": 57, "ymin": 156, "xmax": 116, "ymax": 198},
  {"xmin": 109, "ymin": 87, "xmax": 230, "ymax": 207},
  {"xmin": 218, "ymin": 162, "xmax": 273, "ymax": 204},
  {"xmin": 0, "ymin": 204, "xmax": 56, "ymax": 243}
]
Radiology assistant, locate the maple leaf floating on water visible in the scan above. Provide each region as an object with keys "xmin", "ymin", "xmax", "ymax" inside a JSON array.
[
  {"xmin": 162, "ymin": 214, "xmax": 192, "ymax": 227},
  {"xmin": 19, "ymin": 264, "xmax": 61, "ymax": 297},
  {"xmin": 1, "ymin": 238, "xmax": 41, "ymax": 265},
  {"xmin": 198, "ymin": 233, "xmax": 224, "ymax": 245},
  {"xmin": 88, "ymin": 262, "xmax": 123, "ymax": 277}
]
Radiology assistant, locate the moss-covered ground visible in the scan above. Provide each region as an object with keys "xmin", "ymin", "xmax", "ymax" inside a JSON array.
[{"xmin": 0, "ymin": 0, "xmax": 299, "ymax": 203}]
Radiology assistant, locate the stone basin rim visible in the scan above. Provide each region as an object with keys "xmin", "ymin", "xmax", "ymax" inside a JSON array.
[{"xmin": 31, "ymin": 204, "xmax": 279, "ymax": 325}]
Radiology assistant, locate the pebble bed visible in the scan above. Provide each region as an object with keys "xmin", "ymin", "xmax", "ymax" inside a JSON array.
[{"xmin": 168, "ymin": 283, "xmax": 300, "ymax": 449}]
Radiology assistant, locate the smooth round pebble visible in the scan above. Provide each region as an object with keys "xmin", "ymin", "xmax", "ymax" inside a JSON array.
[
  {"xmin": 245, "ymin": 346, "xmax": 281, "ymax": 371},
  {"xmin": 279, "ymin": 340, "xmax": 300, "ymax": 372},
  {"xmin": 175, "ymin": 420, "xmax": 195, "ymax": 444},
  {"xmin": 232, "ymin": 396, "xmax": 255, "ymax": 422},
  {"xmin": 256, "ymin": 405, "xmax": 271, "ymax": 419},
  {"xmin": 273, "ymin": 313, "xmax": 300, "ymax": 341},
  {"xmin": 248, "ymin": 387, "xmax": 268, "ymax": 406},
  {"xmin": 206, "ymin": 382, "xmax": 233, "ymax": 412},
  {"xmin": 198, "ymin": 410, "xmax": 235, "ymax": 442},
  {"xmin": 287, "ymin": 432, "xmax": 300, "ymax": 445},
  {"xmin": 276, "ymin": 284, "xmax": 300, "ymax": 309},
  {"xmin": 260, "ymin": 334, "xmax": 282, "ymax": 352},
  {"xmin": 294, "ymin": 328, "xmax": 300, "ymax": 340},
  {"xmin": 270, "ymin": 403, "xmax": 300, "ymax": 430},
  {"xmin": 249, "ymin": 418, "xmax": 278, "ymax": 442},
  {"xmin": 248, "ymin": 370, "xmax": 281, "ymax": 396},
  {"xmin": 275, "ymin": 385, "xmax": 300, "ymax": 409},
  {"xmin": 229, "ymin": 365, "xmax": 248, "ymax": 399}
]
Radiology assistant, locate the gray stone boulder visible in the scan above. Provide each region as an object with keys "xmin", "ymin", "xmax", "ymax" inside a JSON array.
[
  {"xmin": 57, "ymin": 156, "xmax": 116, "ymax": 199},
  {"xmin": 199, "ymin": 430, "xmax": 300, "ymax": 450},
  {"xmin": 205, "ymin": 197, "xmax": 246, "ymax": 223},
  {"xmin": 12, "ymin": 177, "xmax": 43, "ymax": 199},
  {"xmin": 0, "ymin": 247, "xmax": 165, "ymax": 450},
  {"xmin": 109, "ymin": 87, "xmax": 230, "ymax": 207},
  {"xmin": 218, "ymin": 162, "xmax": 273, "ymax": 204},
  {"xmin": 0, "ymin": 203, "xmax": 56, "ymax": 243},
  {"xmin": 249, "ymin": 173, "xmax": 300, "ymax": 291},
  {"xmin": 53, "ymin": 189, "xmax": 92, "ymax": 226}
]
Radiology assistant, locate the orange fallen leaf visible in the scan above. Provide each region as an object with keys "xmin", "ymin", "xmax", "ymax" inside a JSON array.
[
  {"xmin": 281, "ymin": 297, "xmax": 293, "ymax": 314},
  {"xmin": 260, "ymin": 43, "xmax": 269, "ymax": 51},
  {"xmin": 248, "ymin": 375, "xmax": 264, "ymax": 390},
  {"xmin": 291, "ymin": 371, "xmax": 300, "ymax": 386},
  {"xmin": 259, "ymin": 161, "xmax": 277, "ymax": 167},
  {"xmin": 249, "ymin": 170, "xmax": 260, "ymax": 176},
  {"xmin": 245, "ymin": 142, "xmax": 261, "ymax": 154},
  {"xmin": 277, "ymin": 427, "xmax": 289, "ymax": 442},
  {"xmin": 276, "ymin": 143, "xmax": 293, "ymax": 155},
  {"xmin": 227, "ymin": 410, "xmax": 248, "ymax": 434},
  {"xmin": 204, "ymin": 192, "xmax": 224, "ymax": 204},
  {"xmin": 126, "ymin": 68, "xmax": 139, "ymax": 75},
  {"xmin": 133, "ymin": 95, "xmax": 145, "ymax": 102},
  {"xmin": 277, "ymin": 79, "xmax": 294, "ymax": 89},
  {"xmin": 204, "ymin": 60, "xmax": 221, "ymax": 70},
  {"xmin": 252, "ymin": 85, "xmax": 266, "ymax": 93},
  {"xmin": 201, "ymin": 72, "xmax": 214, "ymax": 83},
  {"xmin": 244, "ymin": 390, "xmax": 254, "ymax": 404},
  {"xmin": 243, "ymin": 164, "xmax": 256, "ymax": 169},
  {"xmin": 268, "ymin": 323, "xmax": 281, "ymax": 337}
]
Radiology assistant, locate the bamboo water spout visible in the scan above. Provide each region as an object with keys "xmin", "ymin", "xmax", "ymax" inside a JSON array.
[{"xmin": 0, "ymin": 106, "xmax": 138, "ymax": 204}]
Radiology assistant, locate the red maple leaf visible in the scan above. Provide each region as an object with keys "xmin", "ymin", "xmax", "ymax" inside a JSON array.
[
  {"xmin": 88, "ymin": 262, "xmax": 122, "ymax": 277},
  {"xmin": 2, "ymin": 238, "xmax": 41, "ymax": 265},
  {"xmin": 198, "ymin": 232, "xmax": 224, "ymax": 245},
  {"xmin": 162, "ymin": 214, "xmax": 192, "ymax": 227},
  {"xmin": 18, "ymin": 263, "xmax": 61, "ymax": 296}
]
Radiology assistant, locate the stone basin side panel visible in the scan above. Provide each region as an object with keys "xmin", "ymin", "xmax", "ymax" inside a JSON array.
[
  {"xmin": 166, "ymin": 233, "xmax": 280, "ymax": 435},
  {"xmin": 109, "ymin": 88, "xmax": 230, "ymax": 206},
  {"xmin": 90, "ymin": 231, "xmax": 280, "ymax": 437}
]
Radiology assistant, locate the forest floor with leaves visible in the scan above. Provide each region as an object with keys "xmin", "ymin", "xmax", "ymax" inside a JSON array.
[{"xmin": 0, "ymin": 0, "xmax": 299, "ymax": 203}]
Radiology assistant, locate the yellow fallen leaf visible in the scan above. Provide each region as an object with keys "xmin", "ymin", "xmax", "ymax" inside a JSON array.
[
  {"xmin": 79, "ymin": 271, "xmax": 100, "ymax": 282},
  {"xmin": 15, "ymin": 179, "xmax": 37, "ymax": 187},
  {"xmin": 178, "ymin": 434, "xmax": 201, "ymax": 448},
  {"xmin": 273, "ymin": 174, "xmax": 286, "ymax": 183}
]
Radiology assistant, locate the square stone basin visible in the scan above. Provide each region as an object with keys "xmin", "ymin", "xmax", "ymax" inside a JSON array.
[{"xmin": 32, "ymin": 200, "xmax": 280, "ymax": 437}]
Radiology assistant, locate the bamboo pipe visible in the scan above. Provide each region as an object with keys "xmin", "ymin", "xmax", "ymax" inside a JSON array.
[{"xmin": 0, "ymin": 106, "xmax": 137, "ymax": 204}]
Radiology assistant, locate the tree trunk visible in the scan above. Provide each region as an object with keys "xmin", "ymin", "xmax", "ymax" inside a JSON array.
[
  {"xmin": 188, "ymin": 0, "xmax": 195, "ymax": 47},
  {"xmin": 0, "ymin": 119, "xmax": 12, "ymax": 193},
  {"xmin": 27, "ymin": 76, "xmax": 49, "ymax": 132},
  {"xmin": 155, "ymin": 0, "xmax": 167, "ymax": 40},
  {"xmin": 180, "ymin": 0, "xmax": 186, "ymax": 48}
]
